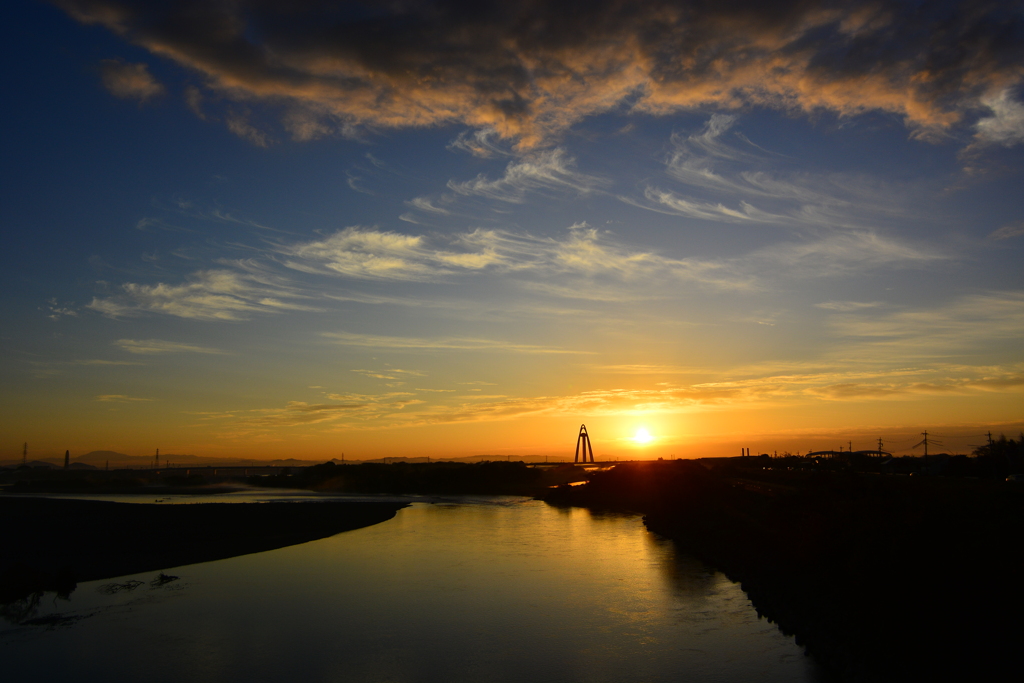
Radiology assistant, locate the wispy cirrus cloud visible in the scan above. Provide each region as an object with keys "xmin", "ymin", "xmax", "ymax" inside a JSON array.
[
  {"xmin": 283, "ymin": 223, "xmax": 749, "ymax": 289},
  {"xmin": 114, "ymin": 339, "xmax": 225, "ymax": 355},
  {"xmin": 323, "ymin": 331, "xmax": 584, "ymax": 354},
  {"xmin": 352, "ymin": 368, "xmax": 426, "ymax": 380},
  {"xmin": 746, "ymin": 230, "xmax": 946, "ymax": 274},
  {"xmin": 632, "ymin": 115, "xmax": 921, "ymax": 238},
  {"xmin": 447, "ymin": 128, "xmax": 513, "ymax": 158},
  {"xmin": 87, "ymin": 269, "xmax": 316, "ymax": 320},
  {"xmin": 989, "ymin": 221, "xmax": 1024, "ymax": 241},
  {"xmin": 96, "ymin": 394, "xmax": 153, "ymax": 402},
  {"xmin": 633, "ymin": 187, "xmax": 787, "ymax": 223},
  {"xmin": 815, "ymin": 301, "xmax": 885, "ymax": 312},
  {"xmin": 281, "ymin": 227, "xmax": 505, "ymax": 281},
  {"xmin": 829, "ymin": 290, "xmax": 1024, "ymax": 354},
  {"xmin": 194, "ymin": 392, "xmax": 425, "ymax": 437},
  {"xmin": 61, "ymin": 1, "xmax": 1024, "ymax": 148},
  {"xmin": 447, "ymin": 149, "xmax": 607, "ymax": 203}
]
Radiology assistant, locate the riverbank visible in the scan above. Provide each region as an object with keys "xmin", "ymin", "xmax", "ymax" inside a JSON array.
[
  {"xmin": 1, "ymin": 460, "xmax": 583, "ymax": 496},
  {"xmin": 543, "ymin": 460, "xmax": 1024, "ymax": 682},
  {"xmin": 0, "ymin": 497, "xmax": 407, "ymax": 603}
]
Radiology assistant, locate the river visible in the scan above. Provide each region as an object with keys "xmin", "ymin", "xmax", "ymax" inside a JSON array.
[{"xmin": 1, "ymin": 496, "xmax": 823, "ymax": 682}]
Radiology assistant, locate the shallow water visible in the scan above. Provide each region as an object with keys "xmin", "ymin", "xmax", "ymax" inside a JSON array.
[{"xmin": 1, "ymin": 497, "xmax": 823, "ymax": 682}]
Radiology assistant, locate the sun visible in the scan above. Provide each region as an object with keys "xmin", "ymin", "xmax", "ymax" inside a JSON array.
[{"xmin": 633, "ymin": 427, "xmax": 653, "ymax": 444}]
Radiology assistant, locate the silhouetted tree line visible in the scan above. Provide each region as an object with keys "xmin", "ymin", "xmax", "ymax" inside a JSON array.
[
  {"xmin": 968, "ymin": 433, "xmax": 1024, "ymax": 477},
  {"xmin": 544, "ymin": 461, "xmax": 1024, "ymax": 682},
  {"xmin": 254, "ymin": 460, "xmax": 543, "ymax": 495},
  {"xmin": 6, "ymin": 472, "xmax": 211, "ymax": 493}
]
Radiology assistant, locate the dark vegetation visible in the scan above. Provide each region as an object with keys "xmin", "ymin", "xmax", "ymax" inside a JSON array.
[
  {"xmin": 252, "ymin": 460, "xmax": 552, "ymax": 494},
  {"xmin": 544, "ymin": 458, "xmax": 1024, "ymax": 682},
  {"xmin": 0, "ymin": 460, "xmax": 585, "ymax": 495},
  {"xmin": 3, "ymin": 470, "xmax": 222, "ymax": 494},
  {"xmin": 0, "ymin": 498, "xmax": 406, "ymax": 606}
]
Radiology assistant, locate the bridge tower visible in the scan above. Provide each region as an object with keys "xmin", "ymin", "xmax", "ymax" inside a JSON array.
[{"xmin": 574, "ymin": 424, "xmax": 595, "ymax": 463}]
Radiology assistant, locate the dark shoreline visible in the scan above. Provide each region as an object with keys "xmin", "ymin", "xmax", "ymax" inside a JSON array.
[
  {"xmin": 0, "ymin": 497, "xmax": 407, "ymax": 604},
  {"xmin": 543, "ymin": 461, "xmax": 1024, "ymax": 682}
]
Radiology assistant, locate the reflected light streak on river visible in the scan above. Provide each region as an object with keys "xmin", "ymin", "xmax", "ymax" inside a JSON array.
[{"xmin": 1, "ymin": 498, "xmax": 823, "ymax": 682}]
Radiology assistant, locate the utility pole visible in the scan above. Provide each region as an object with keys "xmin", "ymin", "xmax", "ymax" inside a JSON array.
[
  {"xmin": 849, "ymin": 440, "xmax": 853, "ymax": 453},
  {"xmin": 22, "ymin": 442, "xmax": 27, "ymax": 467},
  {"xmin": 877, "ymin": 437, "xmax": 884, "ymax": 457},
  {"xmin": 64, "ymin": 450, "xmax": 70, "ymax": 469},
  {"xmin": 913, "ymin": 431, "xmax": 941, "ymax": 471}
]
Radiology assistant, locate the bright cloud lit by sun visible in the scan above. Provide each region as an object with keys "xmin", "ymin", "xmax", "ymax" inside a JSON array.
[{"xmin": 634, "ymin": 427, "xmax": 653, "ymax": 444}]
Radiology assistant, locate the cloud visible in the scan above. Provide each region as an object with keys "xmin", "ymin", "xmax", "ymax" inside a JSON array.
[
  {"xmin": 282, "ymin": 227, "xmax": 504, "ymax": 281},
  {"xmin": 815, "ymin": 301, "xmax": 885, "ymax": 312},
  {"xmin": 62, "ymin": 1, "xmax": 1021, "ymax": 146},
  {"xmin": 44, "ymin": 298, "xmax": 78, "ymax": 320},
  {"xmin": 96, "ymin": 394, "xmax": 153, "ymax": 402},
  {"xmin": 595, "ymin": 364, "xmax": 705, "ymax": 375},
  {"xmin": 87, "ymin": 269, "xmax": 316, "ymax": 320},
  {"xmin": 447, "ymin": 128, "xmax": 512, "ymax": 158},
  {"xmin": 636, "ymin": 187, "xmax": 785, "ymax": 223},
  {"xmin": 323, "ymin": 332, "xmax": 584, "ymax": 354},
  {"xmin": 76, "ymin": 359, "xmax": 143, "ymax": 366},
  {"xmin": 975, "ymin": 89, "xmax": 1024, "ymax": 147},
  {"xmin": 194, "ymin": 392, "xmax": 426, "ymax": 435},
  {"xmin": 352, "ymin": 368, "xmax": 426, "ymax": 380},
  {"xmin": 183, "ymin": 84, "xmax": 205, "ymax": 118},
  {"xmin": 631, "ymin": 115, "xmax": 919, "ymax": 238},
  {"xmin": 197, "ymin": 358, "xmax": 1024, "ymax": 437},
  {"xmin": 282, "ymin": 223, "xmax": 750, "ymax": 290},
  {"xmin": 99, "ymin": 59, "xmax": 165, "ymax": 102},
  {"xmin": 447, "ymin": 149, "xmax": 606, "ymax": 203},
  {"xmin": 747, "ymin": 230, "xmax": 946, "ymax": 274},
  {"xmin": 114, "ymin": 339, "xmax": 224, "ymax": 355},
  {"xmin": 226, "ymin": 112, "xmax": 272, "ymax": 147},
  {"xmin": 406, "ymin": 197, "xmax": 451, "ymax": 215},
  {"xmin": 828, "ymin": 291, "xmax": 1024, "ymax": 356},
  {"xmin": 989, "ymin": 221, "xmax": 1024, "ymax": 240}
]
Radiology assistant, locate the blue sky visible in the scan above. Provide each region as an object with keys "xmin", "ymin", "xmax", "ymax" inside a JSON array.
[{"xmin": 3, "ymin": 1, "xmax": 1023, "ymax": 461}]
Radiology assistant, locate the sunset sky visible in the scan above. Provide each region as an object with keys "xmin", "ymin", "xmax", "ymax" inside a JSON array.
[{"xmin": 2, "ymin": 0, "xmax": 1023, "ymax": 461}]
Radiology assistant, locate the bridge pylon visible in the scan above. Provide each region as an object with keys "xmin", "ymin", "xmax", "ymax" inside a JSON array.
[{"xmin": 574, "ymin": 424, "xmax": 595, "ymax": 463}]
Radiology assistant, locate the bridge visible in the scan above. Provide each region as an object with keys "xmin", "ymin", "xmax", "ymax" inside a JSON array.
[{"xmin": 574, "ymin": 424, "xmax": 595, "ymax": 463}]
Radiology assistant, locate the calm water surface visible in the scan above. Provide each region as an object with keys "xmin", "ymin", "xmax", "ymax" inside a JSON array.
[{"xmin": 1, "ymin": 497, "xmax": 822, "ymax": 682}]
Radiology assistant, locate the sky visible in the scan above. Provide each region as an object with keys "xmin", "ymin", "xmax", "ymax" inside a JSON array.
[{"xmin": 2, "ymin": 0, "xmax": 1023, "ymax": 462}]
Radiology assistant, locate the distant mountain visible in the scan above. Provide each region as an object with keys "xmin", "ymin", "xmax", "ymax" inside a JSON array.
[
  {"xmin": 74, "ymin": 450, "xmax": 133, "ymax": 463},
  {"xmin": 0, "ymin": 460, "xmax": 58, "ymax": 469}
]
